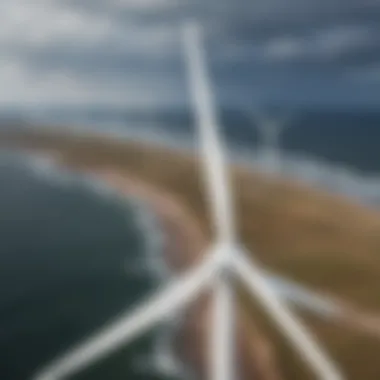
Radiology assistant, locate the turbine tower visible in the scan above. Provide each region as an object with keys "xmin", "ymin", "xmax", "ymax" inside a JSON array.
[
  {"xmin": 32, "ymin": 21, "xmax": 344, "ymax": 380},
  {"xmin": 252, "ymin": 109, "xmax": 292, "ymax": 175}
]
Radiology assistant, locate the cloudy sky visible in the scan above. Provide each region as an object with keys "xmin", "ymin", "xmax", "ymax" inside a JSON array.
[{"xmin": 1, "ymin": 0, "xmax": 380, "ymax": 110}]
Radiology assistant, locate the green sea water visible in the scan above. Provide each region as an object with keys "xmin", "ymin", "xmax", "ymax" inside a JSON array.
[{"xmin": 0, "ymin": 153, "xmax": 180, "ymax": 380}]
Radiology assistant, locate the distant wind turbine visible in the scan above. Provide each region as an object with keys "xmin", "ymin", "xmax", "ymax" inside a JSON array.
[
  {"xmin": 251, "ymin": 109, "xmax": 293, "ymax": 175},
  {"xmin": 31, "ymin": 21, "xmax": 343, "ymax": 380}
]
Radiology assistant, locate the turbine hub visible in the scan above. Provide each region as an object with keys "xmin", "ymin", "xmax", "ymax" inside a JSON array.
[{"xmin": 216, "ymin": 257, "xmax": 233, "ymax": 281}]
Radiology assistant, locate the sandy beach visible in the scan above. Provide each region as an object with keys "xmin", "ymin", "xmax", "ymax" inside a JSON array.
[
  {"xmin": 59, "ymin": 164, "xmax": 380, "ymax": 380},
  {"xmin": 4, "ymin": 129, "xmax": 380, "ymax": 378},
  {"xmin": 90, "ymin": 168, "xmax": 282, "ymax": 380}
]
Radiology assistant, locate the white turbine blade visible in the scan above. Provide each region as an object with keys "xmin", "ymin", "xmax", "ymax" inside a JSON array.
[
  {"xmin": 233, "ymin": 251, "xmax": 344, "ymax": 380},
  {"xmin": 264, "ymin": 271, "xmax": 343, "ymax": 319},
  {"xmin": 266, "ymin": 273, "xmax": 380, "ymax": 339},
  {"xmin": 210, "ymin": 275, "xmax": 235, "ymax": 380},
  {"xmin": 32, "ymin": 253, "xmax": 219, "ymax": 380},
  {"xmin": 182, "ymin": 21, "xmax": 235, "ymax": 244}
]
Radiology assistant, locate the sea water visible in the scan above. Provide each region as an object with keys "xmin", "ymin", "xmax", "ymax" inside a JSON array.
[{"xmin": 0, "ymin": 152, "xmax": 183, "ymax": 380}]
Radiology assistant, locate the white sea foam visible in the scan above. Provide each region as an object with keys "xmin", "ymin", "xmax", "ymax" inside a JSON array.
[
  {"xmin": 128, "ymin": 196, "xmax": 188, "ymax": 379},
  {"xmin": 133, "ymin": 321, "xmax": 193, "ymax": 379}
]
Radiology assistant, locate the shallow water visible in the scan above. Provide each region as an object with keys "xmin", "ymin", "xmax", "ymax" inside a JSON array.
[{"xmin": 0, "ymin": 153, "xmax": 181, "ymax": 380}]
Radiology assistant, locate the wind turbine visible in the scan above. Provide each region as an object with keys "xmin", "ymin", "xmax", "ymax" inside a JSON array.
[
  {"xmin": 251, "ymin": 109, "xmax": 292, "ymax": 175},
  {"xmin": 31, "ymin": 21, "xmax": 344, "ymax": 380}
]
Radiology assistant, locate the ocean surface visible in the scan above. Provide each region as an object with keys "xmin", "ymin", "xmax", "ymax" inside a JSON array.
[{"xmin": 0, "ymin": 152, "xmax": 183, "ymax": 380}]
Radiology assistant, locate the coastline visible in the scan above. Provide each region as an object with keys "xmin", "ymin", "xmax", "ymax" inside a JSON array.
[
  {"xmin": 4, "ymin": 129, "xmax": 380, "ymax": 378},
  {"xmin": 89, "ymin": 169, "xmax": 282, "ymax": 380},
  {"xmin": 0, "ymin": 145, "xmax": 281, "ymax": 379}
]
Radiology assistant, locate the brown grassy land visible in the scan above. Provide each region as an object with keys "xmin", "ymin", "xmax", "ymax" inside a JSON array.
[{"xmin": 2, "ymin": 128, "xmax": 380, "ymax": 379}]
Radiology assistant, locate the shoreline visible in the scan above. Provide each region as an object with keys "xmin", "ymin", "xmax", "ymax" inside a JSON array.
[
  {"xmin": 89, "ymin": 169, "xmax": 282, "ymax": 380},
  {"xmin": 5, "ymin": 130, "xmax": 380, "ymax": 378},
  {"xmin": 4, "ymin": 124, "xmax": 380, "ymax": 207},
  {"xmin": 15, "ymin": 148, "xmax": 281, "ymax": 380}
]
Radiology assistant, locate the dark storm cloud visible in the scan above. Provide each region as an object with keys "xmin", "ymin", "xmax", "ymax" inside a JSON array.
[{"xmin": 0, "ymin": 0, "xmax": 379, "ymax": 107}]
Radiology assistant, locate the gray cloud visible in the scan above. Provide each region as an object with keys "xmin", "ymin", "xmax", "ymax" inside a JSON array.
[
  {"xmin": 0, "ymin": 0, "xmax": 379, "ymax": 108},
  {"xmin": 0, "ymin": 0, "xmax": 184, "ymax": 107}
]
